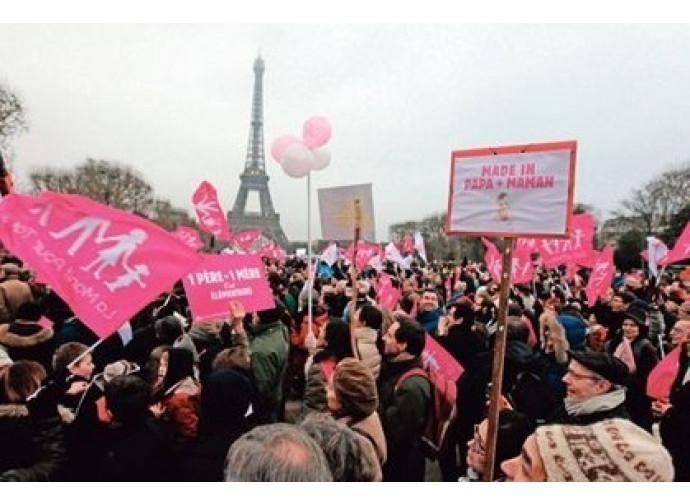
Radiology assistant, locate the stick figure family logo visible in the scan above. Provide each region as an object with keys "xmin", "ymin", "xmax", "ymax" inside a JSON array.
[
  {"xmin": 194, "ymin": 194, "xmax": 222, "ymax": 231},
  {"xmin": 32, "ymin": 208, "xmax": 151, "ymax": 293}
]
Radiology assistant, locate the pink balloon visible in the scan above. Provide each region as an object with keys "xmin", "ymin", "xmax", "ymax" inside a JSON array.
[
  {"xmin": 311, "ymin": 146, "xmax": 331, "ymax": 171},
  {"xmin": 280, "ymin": 143, "xmax": 315, "ymax": 178},
  {"xmin": 270, "ymin": 134, "xmax": 301, "ymax": 163},
  {"xmin": 302, "ymin": 116, "xmax": 332, "ymax": 149}
]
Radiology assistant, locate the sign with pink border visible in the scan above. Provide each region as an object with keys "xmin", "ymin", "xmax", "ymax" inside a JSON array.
[{"xmin": 183, "ymin": 254, "xmax": 275, "ymax": 320}]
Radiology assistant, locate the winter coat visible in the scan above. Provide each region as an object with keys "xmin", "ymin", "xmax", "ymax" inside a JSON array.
[
  {"xmin": 249, "ymin": 320, "xmax": 290, "ymax": 423},
  {"xmin": 0, "ymin": 404, "xmax": 66, "ymax": 481},
  {"xmin": 557, "ymin": 312, "xmax": 588, "ymax": 351},
  {"xmin": 0, "ymin": 279, "xmax": 33, "ymax": 322},
  {"xmin": 302, "ymin": 357, "xmax": 335, "ymax": 415},
  {"xmin": 162, "ymin": 376, "xmax": 201, "ymax": 444},
  {"xmin": 377, "ymin": 356, "xmax": 431, "ymax": 482},
  {"xmin": 659, "ymin": 351, "xmax": 690, "ymax": 481},
  {"xmin": 354, "ymin": 326, "xmax": 382, "ymax": 380},
  {"xmin": 0, "ymin": 323, "xmax": 54, "ymax": 373}
]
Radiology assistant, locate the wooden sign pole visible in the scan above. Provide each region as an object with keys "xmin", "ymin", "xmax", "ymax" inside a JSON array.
[{"xmin": 483, "ymin": 236, "xmax": 516, "ymax": 481}]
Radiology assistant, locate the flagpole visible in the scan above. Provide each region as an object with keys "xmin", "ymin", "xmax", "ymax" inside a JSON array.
[{"xmin": 307, "ymin": 172, "xmax": 313, "ymax": 342}]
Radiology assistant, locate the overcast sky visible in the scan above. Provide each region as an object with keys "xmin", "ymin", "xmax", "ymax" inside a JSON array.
[{"xmin": 2, "ymin": 22, "xmax": 689, "ymax": 242}]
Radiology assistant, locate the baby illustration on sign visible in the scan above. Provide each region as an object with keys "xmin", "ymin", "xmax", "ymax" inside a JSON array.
[
  {"xmin": 81, "ymin": 228, "xmax": 148, "ymax": 280},
  {"xmin": 496, "ymin": 192, "xmax": 511, "ymax": 221}
]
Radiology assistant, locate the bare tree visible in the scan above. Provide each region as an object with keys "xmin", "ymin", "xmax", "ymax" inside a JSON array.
[
  {"xmin": 28, "ymin": 158, "xmax": 194, "ymax": 229},
  {"xmin": 0, "ymin": 83, "xmax": 28, "ymax": 147},
  {"xmin": 613, "ymin": 163, "xmax": 690, "ymax": 236}
]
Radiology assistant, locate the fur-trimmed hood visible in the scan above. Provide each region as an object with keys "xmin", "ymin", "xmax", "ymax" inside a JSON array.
[
  {"xmin": 0, "ymin": 324, "xmax": 53, "ymax": 348},
  {"xmin": 0, "ymin": 403, "xmax": 29, "ymax": 419}
]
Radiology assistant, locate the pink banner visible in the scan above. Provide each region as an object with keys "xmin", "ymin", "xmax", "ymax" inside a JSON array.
[
  {"xmin": 171, "ymin": 226, "xmax": 204, "ymax": 251},
  {"xmin": 482, "ymin": 238, "xmax": 534, "ymax": 284},
  {"xmin": 646, "ymin": 346, "xmax": 680, "ymax": 400},
  {"xmin": 423, "ymin": 334, "xmax": 464, "ymax": 382},
  {"xmin": 0, "ymin": 192, "xmax": 203, "ymax": 338},
  {"xmin": 584, "ymin": 245, "xmax": 614, "ymax": 308},
  {"xmin": 344, "ymin": 241, "xmax": 382, "ymax": 270},
  {"xmin": 518, "ymin": 213, "xmax": 596, "ymax": 268},
  {"xmin": 232, "ymin": 229, "xmax": 262, "ymax": 251},
  {"xmin": 663, "ymin": 222, "xmax": 690, "ymax": 265},
  {"xmin": 182, "ymin": 254, "xmax": 275, "ymax": 321},
  {"xmin": 377, "ymin": 273, "xmax": 401, "ymax": 310},
  {"xmin": 192, "ymin": 181, "xmax": 232, "ymax": 242}
]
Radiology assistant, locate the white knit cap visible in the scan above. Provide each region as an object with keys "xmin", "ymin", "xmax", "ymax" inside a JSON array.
[{"xmin": 535, "ymin": 418, "xmax": 674, "ymax": 482}]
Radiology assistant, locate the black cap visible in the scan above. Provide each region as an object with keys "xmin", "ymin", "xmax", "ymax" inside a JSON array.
[
  {"xmin": 624, "ymin": 305, "xmax": 647, "ymax": 327},
  {"xmin": 568, "ymin": 350, "xmax": 629, "ymax": 385}
]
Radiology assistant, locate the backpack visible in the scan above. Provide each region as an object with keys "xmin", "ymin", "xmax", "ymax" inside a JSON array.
[
  {"xmin": 505, "ymin": 370, "xmax": 557, "ymax": 426},
  {"xmin": 395, "ymin": 367, "xmax": 457, "ymax": 459}
]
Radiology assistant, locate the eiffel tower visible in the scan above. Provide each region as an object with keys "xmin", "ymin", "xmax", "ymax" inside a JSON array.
[{"xmin": 228, "ymin": 55, "xmax": 289, "ymax": 248}]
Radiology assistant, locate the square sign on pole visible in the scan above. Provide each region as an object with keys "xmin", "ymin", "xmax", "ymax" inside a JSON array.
[{"xmin": 446, "ymin": 141, "xmax": 577, "ymax": 238}]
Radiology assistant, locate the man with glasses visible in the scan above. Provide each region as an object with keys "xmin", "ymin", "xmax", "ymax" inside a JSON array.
[{"xmin": 549, "ymin": 350, "xmax": 631, "ymax": 425}]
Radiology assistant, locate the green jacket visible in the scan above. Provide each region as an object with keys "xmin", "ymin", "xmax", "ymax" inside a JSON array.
[{"xmin": 249, "ymin": 321, "xmax": 290, "ymax": 422}]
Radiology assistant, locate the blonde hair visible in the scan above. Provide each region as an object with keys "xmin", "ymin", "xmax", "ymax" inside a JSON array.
[{"xmin": 539, "ymin": 313, "xmax": 569, "ymax": 364}]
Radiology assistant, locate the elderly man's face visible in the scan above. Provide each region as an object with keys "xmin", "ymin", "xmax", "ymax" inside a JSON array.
[
  {"xmin": 562, "ymin": 360, "xmax": 608, "ymax": 401},
  {"xmin": 501, "ymin": 435, "xmax": 547, "ymax": 482},
  {"xmin": 670, "ymin": 321, "xmax": 690, "ymax": 349}
]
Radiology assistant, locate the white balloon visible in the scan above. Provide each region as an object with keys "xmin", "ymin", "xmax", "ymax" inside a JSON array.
[
  {"xmin": 280, "ymin": 142, "xmax": 315, "ymax": 178},
  {"xmin": 311, "ymin": 146, "xmax": 331, "ymax": 171}
]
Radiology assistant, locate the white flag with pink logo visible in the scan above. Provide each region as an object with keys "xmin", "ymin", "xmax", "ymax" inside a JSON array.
[
  {"xmin": 0, "ymin": 192, "xmax": 203, "ymax": 338},
  {"xmin": 192, "ymin": 181, "xmax": 232, "ymax": 242}
]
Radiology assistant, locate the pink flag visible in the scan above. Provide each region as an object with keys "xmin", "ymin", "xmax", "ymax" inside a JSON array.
[
  {"xmin": 344, "ymin": 241, "xmax": 382, "ymax": 270},
  {"xmin": 662, "ymin": 222, "xmax": 690, "ymax": 266},
  {"xmin": 481, "ymin": 238, "xmax": 533, "ymax": 284},
  {"xmin": 584, "ymin": 245, "xmax": 614, "ymax": 308},
  {"xmin": 232, "ymin": 229, "xmax": 262, "ymax": 252},
  {"xmin": 377, "ymin": 272, "xmax": 401, "ymax": 310},
  {"xmin": 182, "ymin": 253, "xmax": 275, "ymax": 321},
  {"xmin": 531, "ymin": 214, "xmax": 596, "ymax": 268},
  {"xmin": 646, "ymin": 346, "xmax": 681, "ymax": 400},
  {"xmin": 385, "ymin": 241, "xmax": 409, "ymax": 270},
  {"xmin": 192, "ymin": 181, "xmax": 232, "ymax": 242},
  {"xmin": 423, "ymin": 334, "xmax": 464, "ymax": 382},
  {"xmin": 171, "ymin": 226, "xmax": 204, "ymax": 251},
  {"xmin": 0, "ymin": 192, "xmax": 203, "ymax": 338}
]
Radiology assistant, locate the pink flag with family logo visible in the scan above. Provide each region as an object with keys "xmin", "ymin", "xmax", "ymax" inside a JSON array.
[
  {"xmin": 0, "ymin": 192, "xmax": 203, "ymax": 338},
  {"xmin": 192, "ymin": 181, "xmax": 232, "ymax": 242},
  {"xmin": 182, "ymin": 253, "xmax": 275, "ymax": 321},
  {"xmin": 233, "ymin": 229, "xmax": 262, "ymax": 251},
  {"xmin": 519, "ymin": 214, "xmax": 596, "ymax": 268},
  {"xmin": 423, "ymin": 334, "xmax": 464, "ymax": 382},
  {"xmin": 585, "ymin": 244, "xmax": 614, "ymax": 308},
  {"xmin": 171, "ymin": 226, "xmax": 204, "ymax": 251},
  {"xmin": 344, "ymin": 241, "xmax": 382, "ymax": 270}
]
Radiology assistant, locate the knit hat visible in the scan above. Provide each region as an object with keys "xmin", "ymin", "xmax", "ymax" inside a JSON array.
[
  {"xmin": 103, "ymin": 360, "xmax": 140, "ymax": 383},
  {"xmin": 535, "ymin": 418, "xmax": 674, "ymax": 482},
  {"xmin": 624, "ymin": 305, "xmax": 647, "ymax": 327},
  {"xmin": 333, "ymin": 357, "xmax": 378, "ymax": 420},
  {"xmin": 568, "ymin": 350, "xmax": 629, "ymax": 385}
]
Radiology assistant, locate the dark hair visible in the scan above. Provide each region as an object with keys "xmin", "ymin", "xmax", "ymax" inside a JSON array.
[
  {"xmin": 1, "ymin": 360, "xmax": 47, "ymax": 403},
  {"xmin": 154, "ymin": 315, "xmax": 183, "ymax": 344},
  {"xmin": 315, "ymin": 318, "xmax": 353, "ymax": 363},
  {"xmin": 15, "ymin": 301, "xmax": 43, "ymax": 322},
  {"xmin": 506, "ymin": 316, "xmax": 529, "ymax": 343},
  {"xmin": 162, "ymin": 347, "xmax": 195, "ymax": 393},
  {"xmin": 105, "ymin": 375, "xmax": 150, "ymax": 425},
  {"xmin": 358, "ymin": 305, "xmax": 383, "ymax": 331},
  {"xmin": 493, "ymin": 410, "xmax": 535, "ymax": 479},
  {"xmin": 52, "ymin": 342, "xmax": 89, "ymax": 374},
  {"xmin": 392, "ymin": 315, "xmax": 426, "ymax": 356}
]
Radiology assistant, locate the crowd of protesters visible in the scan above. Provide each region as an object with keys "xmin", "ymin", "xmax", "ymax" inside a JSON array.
[{"xmin": 1, "ymin": 246, "xmax": 688, "ymax": 482}]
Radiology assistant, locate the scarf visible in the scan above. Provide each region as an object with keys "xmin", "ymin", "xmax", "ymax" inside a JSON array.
[{"xmin": 564, "ymin": 387, "xmax": 626, "ymax": 417}]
